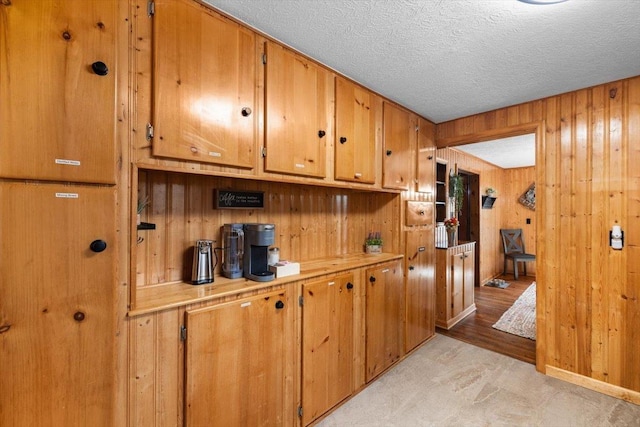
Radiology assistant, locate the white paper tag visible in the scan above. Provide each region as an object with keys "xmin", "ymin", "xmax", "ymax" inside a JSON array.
[
  {"xmin": 208, "ymin": 151, "xmax": 222, "ymax": 157},
  {"xmin": 55, "ymin": 193, "xmax": 79, "ymax": 199},
  {"xmin": 295, "ymin": 163, "xmax": 305, "ymax": 169},
  {"xmin": 55, "ymin": 158, "xmax": 81, "ymax": 166},
  {"xmin": 240, "ymin": 302, "xmax": 251, "ymax": 308}
]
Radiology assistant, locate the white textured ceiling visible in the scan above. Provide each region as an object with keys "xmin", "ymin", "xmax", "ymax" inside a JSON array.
[
  {"xmin": 204, "ymin": 0, "xmax": 640, "ymax": 124},
  {"xmin": 454, "ymin": 133, "xmax": 535, "ymax": 168}
]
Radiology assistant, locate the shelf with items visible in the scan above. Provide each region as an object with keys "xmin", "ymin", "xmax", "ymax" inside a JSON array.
[{"xmin": 435, "ymin": 160, "xmax": 448, "ymax": 223}]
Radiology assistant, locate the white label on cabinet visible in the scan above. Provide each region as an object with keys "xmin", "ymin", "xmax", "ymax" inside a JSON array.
[
  {"xmin": 55, "ymin": 158, "xmax": 81, "ymax": 166},
  {"xmin": 240, "ymin": 302, "xmax": 251, "ymax": 308},
  {"xmin": 55, "ymin": 192, "xmax": 79, "ymax": 199},
  {"xmin": 208, "ymin": 151, "xmax": 222, "ymax": 157},
  {"xmin": 295, "ymin": 163, "xmax": 305, "ymax": 169}
]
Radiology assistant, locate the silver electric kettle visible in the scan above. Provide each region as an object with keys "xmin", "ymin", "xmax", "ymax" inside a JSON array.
[{"xmin": 191, "ymin": 240, "xmax": 215, "ymax": 285}]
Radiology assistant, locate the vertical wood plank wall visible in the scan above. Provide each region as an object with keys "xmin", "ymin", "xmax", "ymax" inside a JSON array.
[
  {"xmin": 136, "ymin": 170, "xmax": 400, "ymax": 288},
  {"xmin": 437, "ymin": 76, "xmax": 640, "ymax": 397}
]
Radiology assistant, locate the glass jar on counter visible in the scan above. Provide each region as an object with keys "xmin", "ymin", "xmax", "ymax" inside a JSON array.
[{"xmin": 268, "ymin": 247, "xmax": 280, "ymax": 265}]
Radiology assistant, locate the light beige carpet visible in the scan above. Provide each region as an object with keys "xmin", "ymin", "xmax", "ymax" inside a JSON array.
[{"xmin": 492, "ymin": 282, "xmax": 536, "ymax": 340}]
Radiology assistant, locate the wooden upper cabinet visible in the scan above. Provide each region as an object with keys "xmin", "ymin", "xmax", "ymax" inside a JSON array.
[
  {"xmin": 264, "ymin": 41, "xmax": 330, "ymax": 178},
  {"xmin": 152, "ymin": 0, "xmax": 256, "ymax": 169},
  {"xmin": 0, "ymin": 0, "xmax": 117, "ymax": 184},
  {"xmin": 382, "ymin": 102, "xmax": 415, "ymax": 190},
  {"xmin": 416, "ymin": 117, "xmax": 436, "ymax": 194},
  {"xmin": 334, "ymin": 77, "xmax": 381, "ymax": 184}
]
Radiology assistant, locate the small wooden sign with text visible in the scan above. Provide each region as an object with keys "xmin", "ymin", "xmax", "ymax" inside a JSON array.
[{"xmin": 214, "ymin": 189, "xmax": 264, "ymax": 209}]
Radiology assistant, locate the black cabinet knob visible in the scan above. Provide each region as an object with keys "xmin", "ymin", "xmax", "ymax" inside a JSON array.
[
  {"xmin": 89, "ymin": 239, "xmax": 107, "ymax": 253},
  {"xmin": 369, "ymin": 276, "xmax": 376, "ymax": 283},
  {"xmin": 408, "ymin": 265, "xmax": 415, "ymax": 271},
  {"xmin": 241, "ymin": 107, "xmax": 252, "ymax": 117},
  {"xmin": 386, "ymin": 150, "xmax": 392, "ymax": 156},
  {"xmin": 275, "ymin": 300, "xmax": 285, "ymax": 310},
  {"xmin": 91, "ymin": 61, "xmax": 109, "ymax": 76},
  {"xmin": 318, "ymin": 130, "xmax": 326, "ymax": 138},
  {"xmin": 346, "ymin": 282, "xmax": 354, "ymax": 290},
  {"xmin": 339, "ymin": 137, "xmax": 347, "ymax": 144}
]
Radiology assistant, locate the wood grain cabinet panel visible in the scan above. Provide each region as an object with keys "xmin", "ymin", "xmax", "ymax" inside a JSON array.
[
  {"xmin": 405, "ymin": 228, "xmax": 436, "ymax": 353},
  {"xmin": 405, "ymin": 200, "xmax": 431, "ymax": 226},
  {"xmin": 334, "ymin": 76, "xmax": 381, "ymax": 184},
  {"xmin": 416, "ymin": 117, "xmax": 436, "ymax": 194},
  {"xmin": 152, "ymin": 0, "xmax": 256, "ymax": 169},
  {"xmin": 0, "ymin": 0, "xmax": 117, "ymax": 184},
  {"xmin": 365, "ymin": 260, "xmax": 404, "ymax": 382},
  {"xmin": 184, "ymin": 289, "xmax": 291, "ymax": 426},
  {"xmin": 301, "ymin": 273, "xmax": 355, "ymax": 425},
  {"xmin": 264, "ymin": 41, "xmax": 330, "ymax": 178},
  {"xmin": 0, "ymin": 182, "xmax": 116, "ymax": 426},
  {"xmin": 382, "ymin": 102, "xmax": 415, "ymax": 190},
  {"xmin": 436, "ymin": 242, "xmax": 476, "ymax": 330}
]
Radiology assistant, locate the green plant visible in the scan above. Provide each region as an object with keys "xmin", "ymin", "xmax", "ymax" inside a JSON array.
[
  {"xmin": 449, "ymin": 173, "xmax": 464, "ymax": 215},
  {"xmin": 137, "ymin": 195, "xmax": 150, "ymax": 214},
  {"xmin": 365, "ymin": 232, "xmax": 383, "ymax": 246}
]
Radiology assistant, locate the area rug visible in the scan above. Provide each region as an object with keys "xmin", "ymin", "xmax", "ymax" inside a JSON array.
[
  {"xmin": 492, "ymin": 282, "xmax": 536, "ymax": 340},
  {"xmin": 484, "ymin": 278, "xmax": 510, "ymax": 289}
]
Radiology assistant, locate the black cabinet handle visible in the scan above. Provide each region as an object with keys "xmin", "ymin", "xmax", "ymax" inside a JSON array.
[
  {"xmin": 339, "ymin": 137, "xmax": 347, "ymax": 144},
  {"xmin": 318, "ymin": 130, "xmax": 326, "ymax": 138},
  {"xmin": 369, "ymin": 276, "xmax": 376, "ymax": 283},
  {"xmin": 241, "ymin": 107, "xmax": 252, "ymax": 117},
  {"xmin": 386, "ymin": 150, "xmax": 392, "ymax": 156},
  {"xmin": 275, "ymin": 300, "xmax": 285, "ymax": 310},
  {"xmin": 89, "ymin": 239, "xmax": 107, "ymax": 253},
  {"xmin": 91, "ymin": 61, "xmax": 109, "ymax": 76},
  {"xmin": 346, "ymin": 282, "xmax": 354, "ymax": 290},
  {"xmin": 428, "ymin": 155, "xmax": 433, "ymax": 160},
  {"xmin": 408, "ymin": 265, "xmax": 415, "ymax": 271}
]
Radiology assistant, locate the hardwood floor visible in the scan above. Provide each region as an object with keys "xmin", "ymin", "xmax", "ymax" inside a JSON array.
[{"xmin": 436, "ymin": 275, "xmax": 537, "ymax": 364}]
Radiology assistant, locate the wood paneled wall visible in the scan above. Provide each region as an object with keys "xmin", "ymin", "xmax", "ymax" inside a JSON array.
[
  {"xmin": 501, "ymin": 167, "xmax": 536, "ymax": 276},
  {"xmin": 437, "ymin": 76, "xmax": 640, "ymax": 402},
  {"xmin": 136, "ymin": 169, "xmax": 401, "ymax": 287}
]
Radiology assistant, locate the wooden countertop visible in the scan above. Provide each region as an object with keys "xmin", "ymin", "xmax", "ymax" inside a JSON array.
[{"xmin": 129, "ymin": 252, "xmax": 403, "ymax": 316}]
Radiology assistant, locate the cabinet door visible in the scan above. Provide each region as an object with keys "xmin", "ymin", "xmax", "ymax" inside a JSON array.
[
  {"xmin": 301, "ymin": 273, "xmax": 354, "ymax": 425},
  {"xmin": 335, "ymin": 76, "xmax": 381, "ymax": 184},
  {"xmin": 264, "ymin": 41, "xmax": 329, "ymax": 178},
  {"xmin": 152, "ymin": 0, "xmax": 256, "ymax": 169},
  {"xmin": 365, "ymin": 260, "xmax": 404, "ymax": 382},
  {"xmin": 0, "ymin": 182, "xmax": 116, "ymax": 426},
  {"xmin": 405, "ymin": 228, "xmax": 435, "ymax": 353},
  {"xmin": 185, "ymin": 289, "xmax": 289, "ymax": 426},
  {"xmin": 451, "ymin": 251, "xmax": 465, "ymax": 317},
  {"xmin": 416, "ymin": 117, "xmax": 436, "ymax": 194},
  {"xmin": 382, "ymin": 102, "xmax": 414, "ymax": 190},
  {"xmin": 462, "ymin": 249, "xmax": 475, "ymax": 310},
  {"xmin": 0, "ymin": 0, "xmax": 117, "ymax": 184}
]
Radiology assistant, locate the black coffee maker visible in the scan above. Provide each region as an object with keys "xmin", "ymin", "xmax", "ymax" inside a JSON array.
[{"xmin": 243, "ymin": 223, "xmax": 275, "ymax": 282}]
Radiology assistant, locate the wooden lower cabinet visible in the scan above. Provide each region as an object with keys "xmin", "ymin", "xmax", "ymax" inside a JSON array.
[
  {"xmin": 0, "ymin": 182, "xmax": 117, "ymax": 426},
  {"xmin": 365, "ymin": 260, "xmax": 405, "ymax": 382},
  {"xmin": 405, "ymin": 230, "xmax": 436, "ymax": 352},
  {"xmin": 184, "ymin": 288, "xmax": 293, "ymax": 426},
  {"xmin": 301, "ymin": 273, "xmax": 355, "ymax": 425},
  {"xmin": 436, "ymin": 242, "xmax": 476, "ymax": 329}
]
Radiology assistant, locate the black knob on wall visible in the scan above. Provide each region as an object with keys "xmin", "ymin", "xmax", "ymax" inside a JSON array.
[
  {"xmin": 91, "ymin": 61, "xmax": 109, "ymax": 76},
  {"xmin": 386, "ymin": 150, "xmax": 392, "ymax": 156},
  {"xmin": 408, "ymin": 265, "xmax": 415, "ymax": 271},
  {"xmin": 339, "ymin": 137, "xmax": 347, "ymax": 144},
  {"xmin": 318, "ymin": 130, "xmax": 326, "ymax": 138},
  {"xmin": 346, "ymin": 282, "xmax": 354, "ymax": 290},
  {"xmin": 275, "ymin": 300, "xmax": 285, "ymax": 310},
  {"xmin": 369, "ymin": 276, "xmax": 376, "ymax": 283},
  {"xmin": 241, "ymin": 107, "xmax": 252, "ymax": 117},
  {"xmin": 90, "ymin": 240, "xmax": 107, "ymax": 253}
]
